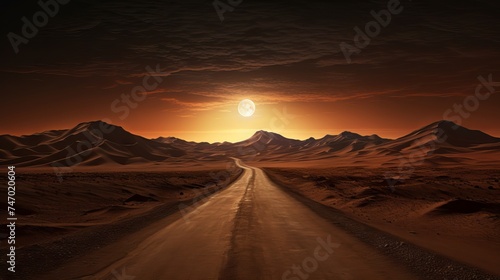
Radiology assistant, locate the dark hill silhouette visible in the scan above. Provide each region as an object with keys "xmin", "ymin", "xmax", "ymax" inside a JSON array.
[{"xmin": 0, "ymin": 120, "xmax": 498, "ymax": 167}]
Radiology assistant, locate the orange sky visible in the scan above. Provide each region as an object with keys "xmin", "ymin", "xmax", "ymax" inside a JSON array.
[
  {"xmin": 1, "ymin": 1, "xmax": 499, "ymax": 142},
  {"xmin": 2, "ymin": 93, "xmax": 499, "ymax": 143}
]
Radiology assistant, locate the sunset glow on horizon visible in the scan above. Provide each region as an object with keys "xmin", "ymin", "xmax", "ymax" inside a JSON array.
[
  {"xmin": 1, "ymin": 1, "xmax": 499, "ymax": 142},
  {"xmin": 2, "ymin": 2, "xmax": 500, "ymax": 279}
]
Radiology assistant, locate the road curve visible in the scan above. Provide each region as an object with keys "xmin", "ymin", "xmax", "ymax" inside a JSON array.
[{"xmin": 86, "ymin": 159, "xmax": 417, "ymax": 280}]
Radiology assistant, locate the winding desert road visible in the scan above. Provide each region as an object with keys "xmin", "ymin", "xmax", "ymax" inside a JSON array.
[{"xmin": 78, "ymin": 160, "xmax": 417, "ymax": 280}]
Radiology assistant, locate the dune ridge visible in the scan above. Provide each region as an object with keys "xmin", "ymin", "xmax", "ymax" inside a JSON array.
[{"xmin": 1, "ymin": 120, "xmax": 499, "ymax": 168}]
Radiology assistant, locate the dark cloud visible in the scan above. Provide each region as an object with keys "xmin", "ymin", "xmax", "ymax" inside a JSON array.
[{"xmin": 1, "ymin": 0, "xmax": 499, "ymax": 129}]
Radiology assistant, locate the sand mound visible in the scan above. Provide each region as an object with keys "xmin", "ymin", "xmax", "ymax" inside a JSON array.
[
  {"xmin": 348, "ymin": 195, "xmax": 384, "ymax": 207},
  {"xmin": 356, "ymin": 187, "xmax": 384, "ymax": 197},
  {"xmin": 83, "ymin": 205, "xmax": 135, "ymax": 216},
  {"xmin": 2, "ymin": 120, "xmax": 500, "ymax": 168},
  {"xmin": 183, "ymin": 183, "xmax": 210, "ymax": 189},
  {"xmin": 355, "ymin": 197, "xmax": 377, "ymax": 207},
  {"xmin": 124, "ymin": 194, "xmax": 158, "ymax": 203},
  {"xmin": 427, "ymin": 199, "xmax": 499, "ymax": 215},
  {"xmin": 0, "ymin": 121, "xmax": 187, "ymax": 167}
]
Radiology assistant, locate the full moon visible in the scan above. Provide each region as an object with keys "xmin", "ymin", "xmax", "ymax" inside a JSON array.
[{"xmin": 238, "ymin": 99, "xmax": 256, "ymax": 117}]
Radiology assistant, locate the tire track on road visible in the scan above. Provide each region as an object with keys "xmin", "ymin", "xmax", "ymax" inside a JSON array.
[{"xmin": 220, "ymin": 166, "xmax": 261, "ymax": 280}]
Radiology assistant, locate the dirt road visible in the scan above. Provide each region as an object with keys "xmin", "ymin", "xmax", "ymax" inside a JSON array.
[{"xmin": 78, "ymin": 160, "xmax": 416, "ymax": 279}]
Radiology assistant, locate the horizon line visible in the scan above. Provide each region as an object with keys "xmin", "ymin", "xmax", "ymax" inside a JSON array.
[{"xmin": 2, "ymin": 119, "xmax": 500, "ymax": 144}]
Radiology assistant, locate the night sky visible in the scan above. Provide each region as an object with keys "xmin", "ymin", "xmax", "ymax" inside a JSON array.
[{"xmin": 1, "ymin": 0, "xmax": 499, "ymax": 142}]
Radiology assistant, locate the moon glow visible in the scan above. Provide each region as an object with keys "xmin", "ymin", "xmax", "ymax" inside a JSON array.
[{"xmin": 238, "ymin": 99, "xmax": 256, "ymax": 117}]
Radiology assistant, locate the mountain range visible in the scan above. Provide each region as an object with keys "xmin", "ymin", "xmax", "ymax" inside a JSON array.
[{"xmin": 1, "ymin": 120, "xmax": 499, "ymax": 168}]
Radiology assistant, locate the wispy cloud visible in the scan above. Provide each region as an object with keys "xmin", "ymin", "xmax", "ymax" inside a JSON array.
[{"xmin": 1, "ymin": 0, "xmax": 499, "ymax": 121}]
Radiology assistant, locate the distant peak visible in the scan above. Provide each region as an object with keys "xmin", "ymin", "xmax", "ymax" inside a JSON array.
[
  {"xmin": 368, "ymin": 134, "xmax": 381, "ymax": 139},
  {"xmin": 154, "ymin": 136, "xmax": 188, "ymax": 144},
  {"xmin": 79, "ymin": 120, "xmax": 109, "ymax": 125},
  {"xmin": 246, "ymin": 130, "xmax": 298, "ymax": 143},
  {"xmin": 76, "ymin": 120, "xmax": 113, "ymax": 128},
  {"xmin": 72, "ymin": 120, "xmax": 122, "ymax": 133},
  {"xmin": 407, "ymin": 120, "xmax": 460, "ymax": 137},
  {"xmin": 426, "ymin": 120, "xmax": 460, "ymax": 129},
  {"xmin": 339, "ymin": 131, "xmax": 361, "ymax": 138},
  {"xmin": 252, "ymin": 130, "xmax": 278, "ymax": 138}
]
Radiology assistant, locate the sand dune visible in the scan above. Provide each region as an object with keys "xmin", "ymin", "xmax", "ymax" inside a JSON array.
[
  {"xmin": 1, "ymin": 120, "xmax": 499, "ymax": 168},
  {"xmin": 0, "ymin": 169, "xmax": 242, "ymax": 250},
  {"xmin": 0, "ymin": 121, "xmax": 186, "ymax": 167},
  {"xmin": 1, "ymin": 119, "xmax": 498, "ymax": 279},
  {"xmin": 263, "ymin": 167, "xmax": 500, "ymax": 276},
  {"xmin": 427, "ymin": 199, "xmax": 500, "ymax": 215}
]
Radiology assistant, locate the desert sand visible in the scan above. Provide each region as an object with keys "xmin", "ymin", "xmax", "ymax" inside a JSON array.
[
  {"xmin": 1, "ymin": 120, "xmax": 499, "ymax": 279},
  {"xmin": 0, "ymin": 165, "xmax": 242, "ymax": 279},
  {"xmin": 263, "ymin": 166, "xmax": 500, "ymax": 276}
]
